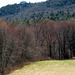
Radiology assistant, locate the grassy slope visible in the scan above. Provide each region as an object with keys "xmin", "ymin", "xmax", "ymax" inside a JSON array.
[{"xmin": 8, "ymin": 60, "xmax": 75, "ymax": 75}]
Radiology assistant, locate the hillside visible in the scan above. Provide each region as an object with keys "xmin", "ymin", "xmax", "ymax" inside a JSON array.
[
  {"xmin": 7, "ymin": 60, "xmax": 75, "ymax": 75},
  {"xmin": 0, "ymin": 0, "xmax": 75, "ymax": 22},
  {"xmin": 0, "ymin": 5, "xmax": 75, "ymax": 75}
]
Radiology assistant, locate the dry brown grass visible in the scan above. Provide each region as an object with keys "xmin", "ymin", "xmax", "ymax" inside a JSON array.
[{"xmin": 7, "ymin": 60, "xmax": 75, "ymax": 75}]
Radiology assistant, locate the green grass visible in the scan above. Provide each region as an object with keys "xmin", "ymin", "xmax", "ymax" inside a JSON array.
[{"xmin": 7, "ymin": 60, "xmax": 75, "ymax": 75}]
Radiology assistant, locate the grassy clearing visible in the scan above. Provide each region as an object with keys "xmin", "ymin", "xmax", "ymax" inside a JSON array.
[{"xmin": 7, "ymin": 60, "xmax": 75, "ymax": 75}]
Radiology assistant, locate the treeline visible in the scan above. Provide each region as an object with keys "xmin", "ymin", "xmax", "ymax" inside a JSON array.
[
  {"xmin": 46, "ymin": 0, "xmax": 75, "ymax": 7},
  {"xmin": 0, "ymin": 0, "xmax": 75, "ymax": 21},
  {"xmin": 0, "ymin": 3, "xmax": 33, "ymax": 16},
  {"xmin": 0, "ymin": 19, "xmax": 75, "ymax": 75}
]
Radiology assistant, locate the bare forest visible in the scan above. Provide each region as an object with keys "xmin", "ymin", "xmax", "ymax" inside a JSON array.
[{"xmin": 0, "ymin": 19, "xmax": 75, "ymax": 75}]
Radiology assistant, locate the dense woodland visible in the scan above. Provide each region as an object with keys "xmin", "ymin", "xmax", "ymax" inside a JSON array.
[
  {"xmin": 0, "ymin": 18, "xmax": 75, "ymax": 75},
  {"xmin": 0, "ymin": 0, "xmax": 75, "ymax": 75},
  {"xmin": 0, "ymin": 0, "xmax": 75, "ymax": 22}
]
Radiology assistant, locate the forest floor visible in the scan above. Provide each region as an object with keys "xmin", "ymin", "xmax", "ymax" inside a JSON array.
[{"xmin": 7, "ymin": 60, "xmax": 75, "ymax": 75}]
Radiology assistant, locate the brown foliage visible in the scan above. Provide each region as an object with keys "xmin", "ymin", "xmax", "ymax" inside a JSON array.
[{"xmin": 0, "ymin": 19, "xmax": 75, "ymax": 75}]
